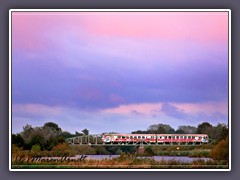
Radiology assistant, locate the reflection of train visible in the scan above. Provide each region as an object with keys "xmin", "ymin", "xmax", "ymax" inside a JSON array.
[{"xmin": 102, "ymin": 133, "xmax": 209, "ymax": 145}]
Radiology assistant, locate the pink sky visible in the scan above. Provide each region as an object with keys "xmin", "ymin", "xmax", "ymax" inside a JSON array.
[
  {"xmin": 12, "ymin": 12, "xmax": 228, "ymax": 50},
  {"xmin": 11, "ymin": 11, "xmax": 229, "ymax": 133}
]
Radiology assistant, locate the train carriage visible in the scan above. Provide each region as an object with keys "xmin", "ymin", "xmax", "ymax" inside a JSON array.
[{"xmin": 102, "ymin": 133, "xmax": 209, "ymax": 145}]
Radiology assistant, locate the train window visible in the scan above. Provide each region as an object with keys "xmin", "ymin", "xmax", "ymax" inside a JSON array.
[
  {"xmin": 147, "ymin": 136, "xmax": 151, "ymax": 138},
  {"xmin": 126, "ymin": 136, "xmax": 129, "ymax": 139},
  {"xmin": 130, "ymin": 136, "xmax": 133, "ymax": 139},
  {"xmin": 184, "ymin": 136, "xmax": 187, "ymax": 139},
  {"xmin": 138, "ymin": 136, "xmax": 141, "ymax": 139},
  {"xmin": 122, "ymin": 136, "xmax": 125, "ymax": 139},
  {"xmin": 176, "ymin": 136, "xmax": 179, "ymax": 139},
  {"xmin": 169, "ymin": 136, "xmax": 172, "ymax": 139},
  {"xmin": 192, "ymin": 136, "xmax": 195, "ymax": 139},
  {"xmin": 134, "ymin": 136, "xmax": 137, "ymax": 139},
  {"xmin": 172, "ymin": 136, "xmax": 175, "ymax": 139},
  {"xmin": 164, "ymin": 136, "xmax": 167, "ymax": 139},
  {"xmin": 142, "ymin": 136, "xmax": 145, "ymax": 139},
  {"xmin": 117, "ymin": 136, "xmax": 121, "ymax": 139},
  {"xmin": 188, "ymin": 136, "xmax": 191, "ymax": 139}
]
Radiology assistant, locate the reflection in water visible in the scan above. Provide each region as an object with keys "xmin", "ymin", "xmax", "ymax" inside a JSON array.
[{"xmin": 76, "ymin": 155, "xmax": 211, "ymax": 162}]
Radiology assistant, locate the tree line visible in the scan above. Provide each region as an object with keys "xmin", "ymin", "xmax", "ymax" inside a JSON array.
[
  {"xmin": 12, "ymin": 121, "xmax": 228, "ymax": 152},
  {"xmin": 131, "ymin": 122, "xmax": 228, "ymax": 143},
  {"xmin": 12, "ymin": 122, "xmax": 90, "ymax": 151}
]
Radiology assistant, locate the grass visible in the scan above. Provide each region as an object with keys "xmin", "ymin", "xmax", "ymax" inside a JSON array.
[
  {"xmin": 11, "ymin": 153, "xmax": 228, "ymax": 169},
  {"xmin": 11, "ymin": 143, "xmax": 229, "ymax": 169}
]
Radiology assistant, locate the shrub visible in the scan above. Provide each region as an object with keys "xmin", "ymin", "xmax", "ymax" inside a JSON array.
[
  {"xmin": 144, "ymin": 147, "xmax": 154, "ymax": 156},
  {"xmin": 31, "ymin": 144, "xmax": 41, "ymax": 152},
  {"xmin": 51, "ymin": 143, "xmax": 74, "ymax": 156},
  {"xmin": 210, "ymin": 138, "xmax": 229, "ymax": 161}
]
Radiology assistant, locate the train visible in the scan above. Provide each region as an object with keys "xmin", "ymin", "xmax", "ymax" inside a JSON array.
[{"xmin": 102, "ymin": 133, "xmax": 209, "ymax": 145}]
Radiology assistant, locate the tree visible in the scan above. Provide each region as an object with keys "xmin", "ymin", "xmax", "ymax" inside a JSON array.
[
  {"xmin": 156, "ymin": 126, "xmax": 167, "ymax": 134},
  {"xmin": 211, "ymin": 123, "xmax": 228, "ymax": 143},
  {"xmin": 12, "ymin": 134, "xmax": 25, "ymax": 148},
  {"xmin": 21, "ymin": 124, "xmax": 34, "ymax": 142},
  {"xmin": 132, "ymin": 130, "xmax": 148, "ymax": 134},
  {"xmin": 29, "ymin": 134, "xmax": 45, "ymax": 150},
  {"xmin": 147, "ymin": 124, "xmax": 175, "ymax": 134},
  {"xmin": 82, "ymin": 128, "xmax": 89, "ymax": 135},
  {"xmin": 60, "ymin": 131, "xmax": 73, "ymax": 139},
  {"xmin": 175, "ymin": 129, "xmax": 185, "ymax": 134},
  {"xmin": 17, "ymin": 122, "xmax": 75, "ymax": 150},
  {"xmin": 75, "ymin": 131, "xmax": 83, "ymax": 136},
  {"xmin": 197, "ymin": 122, "xmax": 213, "ymax": 137},
  {"xmin": 43, "ymin": 122, "xmax": 62, "ymax": 134},
  {"xmin": 177, "ymin": 125, "xmax": 197, "ymax": 134}
]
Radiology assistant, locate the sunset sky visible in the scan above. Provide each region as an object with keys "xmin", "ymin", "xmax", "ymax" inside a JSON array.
[{"xmin": 11, "ymin": 11, "xmax": 229, "ymax": 134}]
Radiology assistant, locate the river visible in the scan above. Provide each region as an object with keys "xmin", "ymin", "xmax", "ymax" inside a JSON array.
[{"xmin": 75, "ymin": 155, "xmax": 211, "ymax": 162}]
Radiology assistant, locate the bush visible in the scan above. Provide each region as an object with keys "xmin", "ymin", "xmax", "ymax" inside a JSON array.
[
  {"xmin": 144, "ymin": 147, "xmax": 154, "ymax": 156},
  {"xmin": 210, "ymin": 138, "xmax": 229, "ymax": 161},
  {"xmin": 31, "ymin": 144, "xmax": 41, "ymax": 152},
  {"xmin": 51, "ymin": 143, "xmax": 75, "ymax": 156}
]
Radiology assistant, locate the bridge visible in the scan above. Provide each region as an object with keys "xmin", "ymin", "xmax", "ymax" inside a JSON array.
[{"xmin": 66, "ymin": 135, "xmax": 203, "ymax": 146}]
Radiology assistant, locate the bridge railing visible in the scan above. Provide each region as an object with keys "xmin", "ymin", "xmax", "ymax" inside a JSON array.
[{"xmin": 66, "ymin": 134, "xmax": 103, "ymax": 145}]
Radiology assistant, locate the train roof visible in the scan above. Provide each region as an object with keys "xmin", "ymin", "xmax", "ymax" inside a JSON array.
[{"xmin": 103, "ymin": 133, "xmax": 208, "ymax": 136}]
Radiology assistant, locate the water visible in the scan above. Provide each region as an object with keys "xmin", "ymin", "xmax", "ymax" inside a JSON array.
[
  {"xmin": 77, "ymin": 155, "xmax": 120, "ymax": 160},
  {"xmin": 76, "ymin": 155, "xmax": 211, "ymax": 162},
  {"xmin": 139, "ymin": 156, "xmax": 211, "ymax": 163}
]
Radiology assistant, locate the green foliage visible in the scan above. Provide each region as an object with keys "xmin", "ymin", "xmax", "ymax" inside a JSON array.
[
  {"xmin": 59, "ymin": 131, "xmax": 73, "ymax": 139},
  {"xmin": 31, "ymin": 144, "xmax": 41, "ymax": 152},
  {"xmin": 43, "ymin": 122, "xmax": 62, "ymax": 134},
  {"xmin": 16, "ymin": 122, "xmax": 72, "ymax": 151},
  {"xmin": 144, "ymin": 147, "xmax": 154, "ymax": 156},
  {"xmin": 75, "ymin": 131, "xmax": 83, "ymax": 136},
  {"xmin": 147, "ymin": 124, "xmax": 175, "ymax": 134},
  {"xmin": 95, "ymin": 146, "xmax": 109, "ymax": 155},
  {"xmin": 12, "ymin": 134, "xmax": 25, "ymax": 148},
  {"xmin": 211, "ymin": 123, "xmax": 228, "ymax": 143},
  {"xmin": 12, "ymin": 121, "xmax": 229, "ymax": 158},
  {"xmin": 29, "ymin": 134, "xmax": 45, "ymax": 150},
  {"xmin": 132, "ymin": 130, "xmax": 148, "ymax": 134},
  {"xmin": 197, "ymin": 122, "xmax": 213, "ymax": 135},
  {"xmin": 175, "ymin": 129, "xmax": 185, "ymax": 134},
  {"xmin": 82, "ymin": 128, "xmax": 89, "ymax": 135},
  {"xmin": 177, "ymin": 125, "xmax": 197, "ymax": 134}
]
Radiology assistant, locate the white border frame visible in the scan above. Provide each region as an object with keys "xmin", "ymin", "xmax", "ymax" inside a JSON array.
[{"xmin": 9, "ymin": 9, "xmax": 231, "ymax": 171}]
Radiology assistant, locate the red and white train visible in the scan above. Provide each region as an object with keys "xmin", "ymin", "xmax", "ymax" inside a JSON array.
[{"xmin": 102, "ymin": 133, "xmax": 209, "ymax": 145}]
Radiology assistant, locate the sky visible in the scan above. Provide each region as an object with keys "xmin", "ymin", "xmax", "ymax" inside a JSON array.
[{"xmin": 11, "ymin": 11, "xmax": 229, "ymax": 134}]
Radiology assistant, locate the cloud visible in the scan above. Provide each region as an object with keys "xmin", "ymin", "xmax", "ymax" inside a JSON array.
[
  {"xmin": 12, "ymin": 101, "xmax": 228, "ymax": 134},
  {"xmin": 11, "ymin": 12, "xmax": 229, "ymax": 134},
  {"xmin": 161, "ymin": 103, "xmax": 188, "ymax": 119},
  {"xmin": 101, "ymin": 103, "xmax": 164, "ymax": 116}
]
